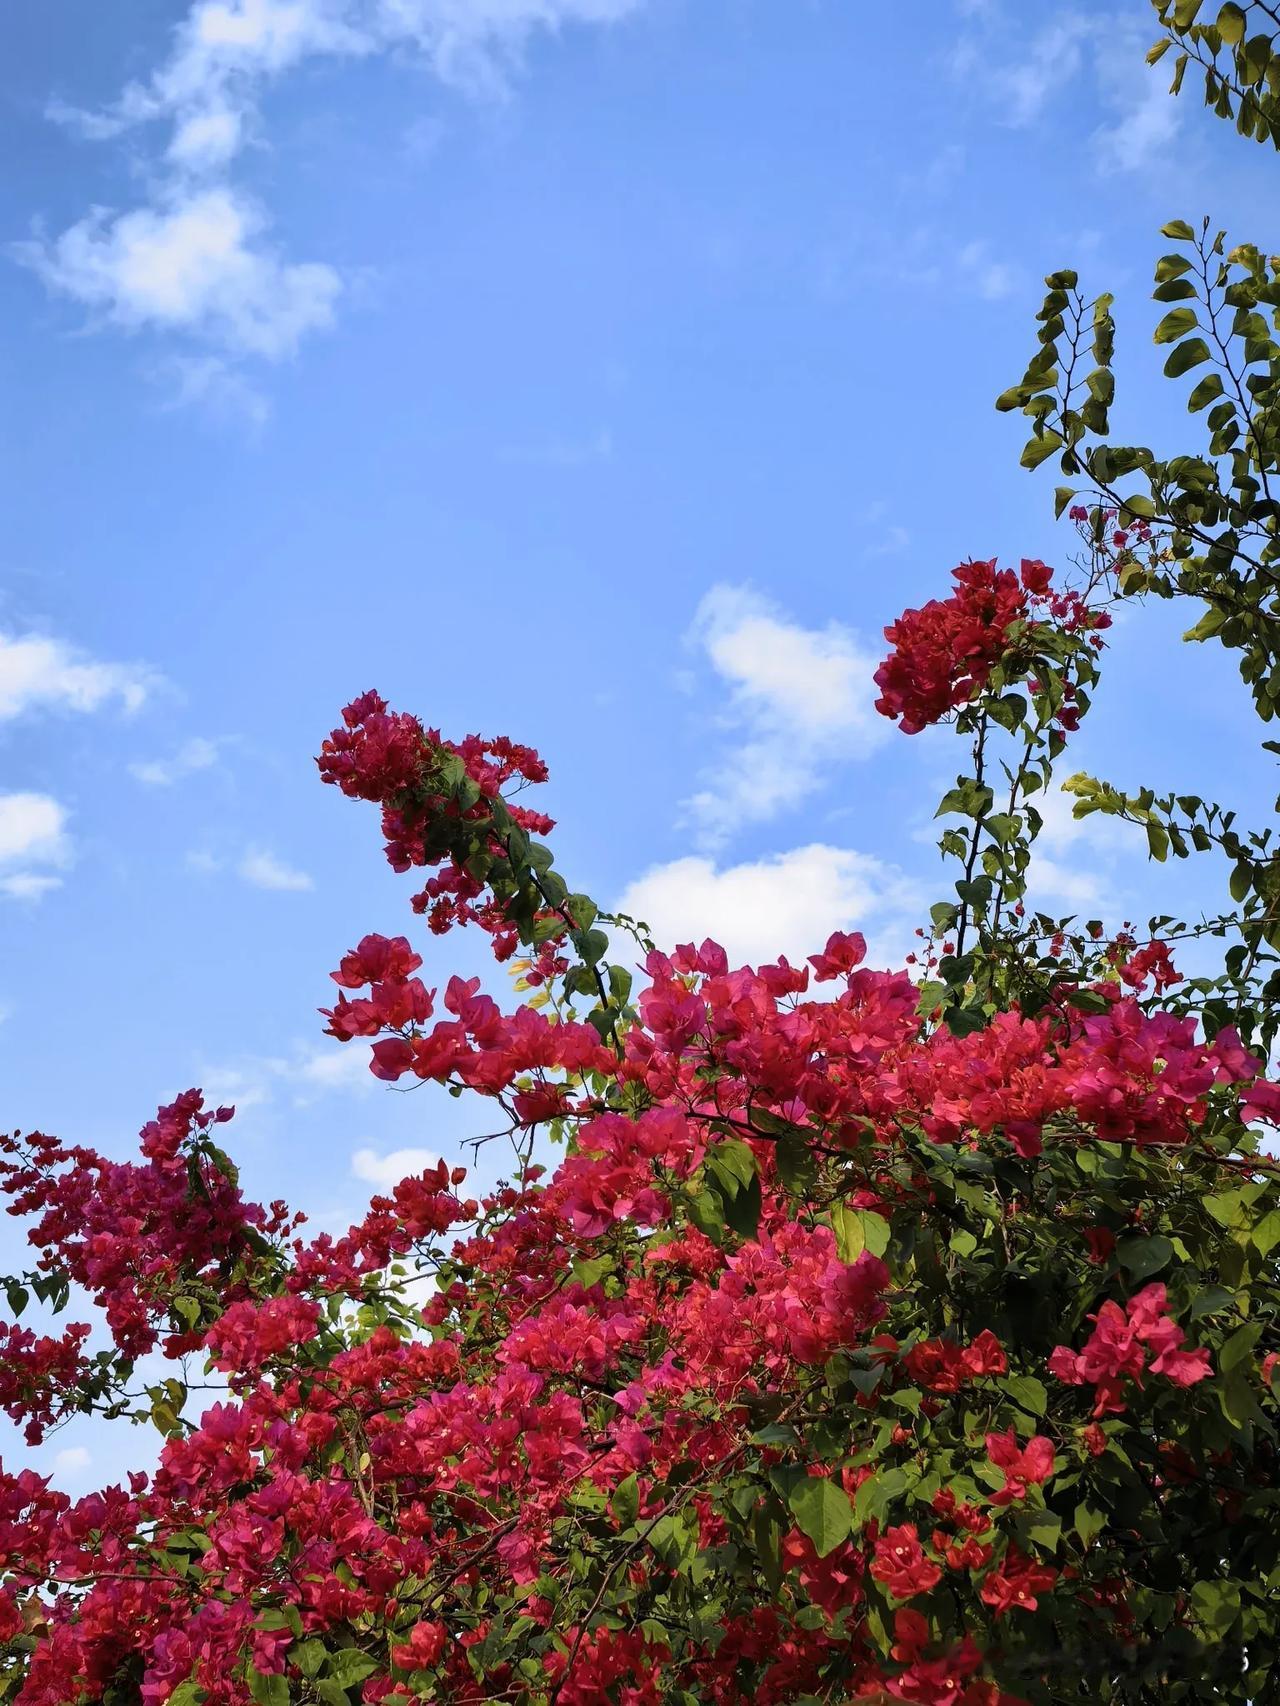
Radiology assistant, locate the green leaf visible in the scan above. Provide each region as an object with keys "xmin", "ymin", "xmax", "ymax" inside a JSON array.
[
  {"xmin": 1190, "ymin": 1579, "xmax": 1241, "ymax": 1637},
  {"xmin": 1160, "ymin": 219, "xmax": 1196, "ymax": 241},
  {"xmin": 1184, "ymin": 605, "xmax": 1226, "ymax": 642},
  {"xmin": 686, "ymin": 1189, "xmax": 726, "ymax": 1243},
  {"xmin": 326, "ymin": 1652, "xmax": 378, "ymax": 1691},
  {"xmin": 1252, "ymin": 1207, "xmax": 1280, "ymax": 1257},
  {"xmin": 1002, "ymin": 1374, "xmax": 1048, "ymax": 1417},
  {"xmin": 1187, "ymin": 371, "xmax": 1225, "ymax": 412},
  {"xmin": 1019, "ymin": 1509, "xmax": 1062, "ymax": 1552},
  {"xmin": 1021, "ymin": 429, "xmax": 1065, "ymax": 470},
  {"xmin": 1220, "ymin": 1320, "xmax": 1264, "ymax": 1376},
  {"xmin": 314, "ymin": 1683, "xmax": 350, "ymax": 1706},
  {"xmin": 1155, "ymin": 253, "xmax": 1193, "ymax": 281},
  {"xmin": 945, "ymin": 1004, "xmax": 989, "ymax": 1038},
  {"xmin": 1164, "ymin": 337, "xmax": 1212, "ymax": 376},
  {"xmin": 1117, "ymin": 1234, "xmax": 1174, "ymax": 1281},
  {"xmin": 774, "ymin": 1132, "xmax": 818, "ymax": 1195},
  {"xmin": 293, "ymin": 1642, "xmax": 327, "ymax": 1681},
  {"xmin": 788, "ymin": 1477, "xmax": 854, "ymax": 1559},
  {"xmin": 1146, "ymin": 820, "xmax": 1170, "ymax": 863},
  {"xmin": 248, "ymin": 1672, "xmax": 289, "ymax": 1706},
  {"xmin": 1154, "ymin": 306, "xmax": 1199, "ymax": 343},
  {"xmin": 829, "ymin": 1205, "xmax": 891, "ymax": 1263},
  {"xmin": 1217, "ymin": 3, "xmax": 1247, "ymax": 45},
  {"xmin": 1075, "ymin": 1501, "xmax": 1107, "ymax": 1548},
  {"xmin": 565, "ymin": 893, "xmax": 598, "ymax": 931},
  {"xmin": 708, "ymin": 1138, "xmax": 756, "ymax": 1193},
  {"xmin": 611, "ymin": 1472, "xmax": 640, "ymax": 1529}
]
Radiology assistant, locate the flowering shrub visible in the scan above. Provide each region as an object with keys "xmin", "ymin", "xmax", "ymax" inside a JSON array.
[
  {"xmin": 8, "ymin": 10, "xmax": 1280, "ymax": 1689},
  {"xmin": 1, "ymin": 520, "xmax": 1279, "ymax": 1706}
]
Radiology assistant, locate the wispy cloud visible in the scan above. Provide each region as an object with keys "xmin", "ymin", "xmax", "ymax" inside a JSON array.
[
  {"xmin": 500, "ymin": 428, "xmax": 614, "ymax": 467},
  {"xmin": 950, "ymin": 5, "xmax": 1183, "ymax": 174},
  {"xmin": 238, "ymin": 846, "xmax": 314, "ymax": 891},
  {"xmin": 952, "ymin": 13, "xmax": 1091, "ymax": 128},
  {"xmin": 352, "ymin": 1144, "xmax": 440, "ymax": 1187},
  {"xmin": 617, "ymin": 842, "xmax": 920, "ymax": 973},
  {"xmin": 297, "ymin": 1047, "xmax": 374, "ymax": 1095},
  {"xmin": 199, "ymin": 1041, "xmax": 377, "ymax": 1121},
  {"xmin": 18, "ymin": 188, "xmax": 341, "ymax": 360},
  {"xmin": 157, "ymin": 354, "xmax": 271, "ymax": 428},
  {"xmin": 1024, "ymin": 783, "xmax": 1133, "ymax": 916},
  {"xmin": 0, "ymin": 793, "xmax": 70, "ymax": 903},
  {"xmin": 683, "ymin": 584, "xmax": 886, "ymax": 848},
  {"xmin": 0, "ymin": 628, "xmax": 153, "ymax": 721},
  {"xmin": 958, "ymin": 239, "xmax": 1018, "ymax": 302},
  {"xmin": 129, "ymin": 736, "xmax": 219, "ymax": 786},
  {"xmin": 27, "ymin": 0, "xmax": 649, "ymax": 378},
  {"xmin": 1092, "ymin": 19, "xmax": 1181, "ymax": 174}
]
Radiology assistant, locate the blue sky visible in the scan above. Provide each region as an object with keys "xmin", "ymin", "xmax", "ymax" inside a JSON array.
[{"xmin": 2, "ymin": 0, "xmax": 1278, "ymax": 1480}]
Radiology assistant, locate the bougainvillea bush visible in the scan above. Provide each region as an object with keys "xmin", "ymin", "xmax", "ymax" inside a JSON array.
[
  {"xmin": 9, "ymin": 6, "xmax": 1280, "ymax": 1702},
  {"xmin": 2, "ymin": 526, "xmax": 1280, "ymax": 1706}
]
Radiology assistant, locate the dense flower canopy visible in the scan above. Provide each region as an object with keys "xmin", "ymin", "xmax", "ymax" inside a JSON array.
[{"xmin": 1, "ymin": 534, "xmax": 1279, "ymax": 1706}]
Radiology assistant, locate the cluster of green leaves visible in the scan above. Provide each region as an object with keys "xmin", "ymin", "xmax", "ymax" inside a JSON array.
[
  {"xmin": 990, "ymin": 18, "xmax": 1280, "ymax": 1060},
  {"xmin": 923, "ymin": 609, "xmax": 1108, "ymax": 1033},
  {"xmin": 1149, "ymin": 1, "xmax": 1280, "ymax": 147},
  {"xmin": 403, "ymin": 747, "xmax": 644, "ymax": 1046}
]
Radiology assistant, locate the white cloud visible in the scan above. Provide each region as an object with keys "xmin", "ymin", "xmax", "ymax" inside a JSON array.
[
  {"xmin": 1032, "ymin": 784, "xmax": 1129, "ymax": 855},
  {"xmin": 1022, "ymin": 783, "xmax": 1133, "ymax": 916},
  {"xmin": 0, "ymin": 873, "xmax": 64, "ymax": 903},
  {"xmin": 0, "ymin": 629, "xmax": 152, "ymax": 721},
  {"xmin": 159, "ymin": 354, "xmax": 271, "ymax": 427},
  {"xmin": 958, "ymin": 239, "xmax": 1018, "ymax": 302},
  {"xmin": 684, "ymin": 584, "xmax": 887, "ymax": 847},
  {"xmin": 0, "ymin": 793, "xmax": 68, "ymax": 867},
  {"xmin": 200, "ymin": 1042, "xmax": 376, "ymax": 1119},
  {"xmin": 90, "ymin": 0, "xmax": 647, "ymax": 149},
  {"xmin": 198, "ymin": 1060, "xmax": 280, "ymax": 1115},
  {"xmin": 239, "ymin": 846, "xmax": 314, "ymax": 890},
  {"xmin": 867, "ymin": 523, "xmax": 910, "ymax": 558},
  {"xmin": 352, "ymin": 1143, "xmax": 439, "ymax": 1186},
  {"xmin": 950, "ymin": 11, "xmax": 1089, "ymax": 127},
  {"xmin": 295, "ymin": 1045, "xmax": 375, "ymax": 1095},
  {"xmin": 1028, "ymin": 856, "xmax": 1105, "ymax": 909},
  {"xmin": 952, "ymin": 6, "xmax": 1182, "ymax": 174},
  {"xmin": 1092, "ymin": 20, "xmax": 1181, "ymax": 173},
  {"xmin": 53, "ymin": 1446, "xmax": 92, "ymax": 1477},
  {"xmin": 0, "ymin": 793, "xmax": 69, "ymax": 905},
  {"xmin": 169, "ymin": 104, "xmax": 246, "ymax": 170},
  {"xmin": 617, "ymin": 843, "xmax": 921, "ymax": 972},
  {"xmin": 31, "ymin": 0, "xmax": 648, "ymax": 371},
  {"xmin": 19, "ymin": 188, "xmax": 341, "ymax": 359},
  {"xmin": 129, "ymin": 736, "xmax": 219, "ymax": 786}
]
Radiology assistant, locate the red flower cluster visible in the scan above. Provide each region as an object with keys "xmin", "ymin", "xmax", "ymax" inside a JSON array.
[
  {"xmin": 985, "ymin": 1429, "xmax": 1055, "ymax": 1505},
  {"xmin": 874, "ymin": 557, "xmax": 1110, "ymax": 734},
  {"xmin": 874, "ymin": 559, "xmax": 1031, "ymax": 733},
  {"xmin": 904, "ymin": 1329, "xmax": 1007, "ymax": 1393},
  {"xmin": 1048, "ymin": 1282, "xmax": 1212, "ymax": 1415}
]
